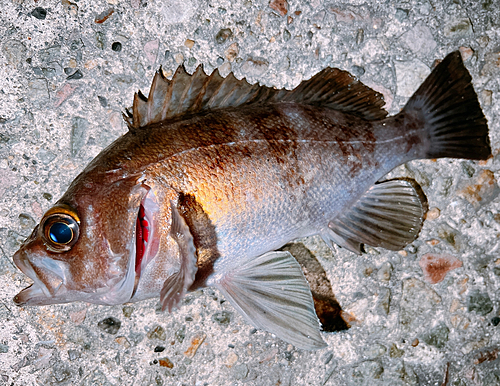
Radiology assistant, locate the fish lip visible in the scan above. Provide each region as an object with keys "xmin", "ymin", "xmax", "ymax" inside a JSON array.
[
  {"xmin": 13, "ymin": 283, "xmax": 45, "ymax": 306},
  {"xmin": 13, "ymin": 249, "xmax": 61, "ymax": 303}
]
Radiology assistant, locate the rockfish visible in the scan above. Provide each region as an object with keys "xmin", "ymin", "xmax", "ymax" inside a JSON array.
[{"xmin": 13, "ymin": 52, "xmax": 490, "ymax": 349}]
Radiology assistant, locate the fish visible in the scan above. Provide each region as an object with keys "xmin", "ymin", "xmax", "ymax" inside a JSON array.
[{"xmin": 12, "ymin": 51, "xmax": 490, "ymax": 350}]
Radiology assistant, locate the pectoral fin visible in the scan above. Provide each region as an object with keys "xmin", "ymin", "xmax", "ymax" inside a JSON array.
[
  {"xmin": 160, "ymin": 201, "xmax": 198, "ymax": 312},
  {"xmin": 213, "ymin": 251, "xmax": 327, "ymax": 350},
  {"xmin": 324, "ymin": 179, "xmax": 427, "ymax": 253}
]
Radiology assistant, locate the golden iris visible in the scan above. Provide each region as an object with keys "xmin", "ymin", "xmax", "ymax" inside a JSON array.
[{"xmin": 41, "ymin": 210, "xmax": 80, "ymax": 252}]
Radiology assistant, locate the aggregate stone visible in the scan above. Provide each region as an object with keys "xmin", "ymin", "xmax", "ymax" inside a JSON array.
[
  {"xmin": 376, "ymin": 287, "xmax": 391, "ymax": 315},
  {"xmin": 71, "ymin": 117, "xmax": 89, "ymax": 157},
  {"xmin": 395, "ymin": 8, "xmax": 409, "ymax": 22},
  {"xmin": 0, "ymin": 344, "xmax": 8, "ymax": 353},
  {"xmin": 377, "ymin": 261, "xmax": 392, "ymax": 282},
  {"xmin": 31, "ymin": 7, "xmax": 47, "ymax": 20},
  {"xmin": 399, "ymin": 278, "xmax": 441, "ymax": 332},
  {"xmin": 240, "ymin": 57, "xmax": 269, "ymax": 78},
  {"xmin": 444, "ymin": 18, "xmax": 473, "ymax": 38},
  {"xmin": 67, "ymin": 69, "xmax": 83, "ymax": 80},
  {"xmin": 212, "ymin": 311, "xmax": 232, "ymax": 326},
  {"xmin": 97, "ymin": 317, "xmax": 122, "ymax": 334},
  {"xmin": 174, "ymin": 325, "xmax": 186, "ymax": 343},
  {"xmin": 36, "ymin": 148, "xmax": 56, "ymax": 164},
  {"xmin": 3, "ymin": 40, "xmax": 27, "ymax": 67},
  {"xmin": 27, "ymin": 78, "xmax": 49, "ymax": 104},
  {"xmin": 467, "ymin": 291, "xmax": 493, "ymax": 316},
  {"xmin": 81, "ymin": 369, "xmax": 113, "ymax": 386},
  {"xmin": 352, "ymin": 360, "xmax": 384, "ymax": 381},
  {"xmin": 147, "ymin": 325, "xmax": 166, "ymax": 341},
  {"xmin": 394, "ymin": 59, "xmax": 430, "ymax": 97},
  {"xmin": 215, "ymin": 28, "xmax": 233, "ymax": 44},
  {"xmin": 401, "ymin": 23, "xmax": 437, "ymax": 56},
  {"xmin": 363, "ymin": 343, "xmax": 386, "ymax": 359},
  {"xmin": 421, "ymin": 323, "xmax": 449, "ymax": 349}
]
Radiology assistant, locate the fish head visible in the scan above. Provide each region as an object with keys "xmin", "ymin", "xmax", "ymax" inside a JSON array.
[{"xmin": 13, "ymin": 173, "xmax": 149, "ymax": 307}]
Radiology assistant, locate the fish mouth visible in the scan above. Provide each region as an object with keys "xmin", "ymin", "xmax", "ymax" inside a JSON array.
[{"xmin": 13, "ymin": 249, "xmax": 66, "ymax": 306}]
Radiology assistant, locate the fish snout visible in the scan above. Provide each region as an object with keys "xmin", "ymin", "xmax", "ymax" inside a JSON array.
[{"xmin": 13, "ymin": 249, "xmax": 66, "ymax": 304}]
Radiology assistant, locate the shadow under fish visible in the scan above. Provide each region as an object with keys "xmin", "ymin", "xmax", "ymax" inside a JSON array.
[{"xmin": 280, "ymin": 242, "xmax": 349, "ymax": 332}]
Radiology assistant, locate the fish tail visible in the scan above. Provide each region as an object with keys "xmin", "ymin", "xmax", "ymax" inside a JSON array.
[{"xmin": 402, "ymin": 51, "xmax": 491, "ymax": 160}]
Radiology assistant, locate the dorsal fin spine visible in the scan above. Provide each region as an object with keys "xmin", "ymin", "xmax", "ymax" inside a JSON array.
[{"xmin": 125, "ymin": 63, "xmax": 388, "ymax": 132}]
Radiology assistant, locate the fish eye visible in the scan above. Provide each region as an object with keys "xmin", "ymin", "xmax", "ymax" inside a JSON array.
[
  {"xmin": 41, "ymin": 210, "xmax": 80, "ymax": 253},
  {"xmin": 49, "ymin": 222, "xmax": 73, "ymax": 244}
]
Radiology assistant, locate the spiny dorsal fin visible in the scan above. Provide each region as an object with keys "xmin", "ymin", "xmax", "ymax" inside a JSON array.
[{"xmin": 124, "ymin": 65, "xmax": 388, "ymax": 131}]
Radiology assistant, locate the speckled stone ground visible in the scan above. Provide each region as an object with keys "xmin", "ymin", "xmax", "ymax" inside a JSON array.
[{"xmin": 1, "ymin": 0, "xmax": 500, "ymax": 385}]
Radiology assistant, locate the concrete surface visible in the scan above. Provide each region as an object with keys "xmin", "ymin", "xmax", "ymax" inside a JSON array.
[{"xmin": 1, "ymin": 0, "xmax": 500, "ymax": 385}]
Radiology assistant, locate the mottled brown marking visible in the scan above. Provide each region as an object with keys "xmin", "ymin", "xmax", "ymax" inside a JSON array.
[
  {"xmin": 474, "ymin": 348, "xmax": 499, "ymax": 365},
  {"xmin": 419, "ymin": 253, "xmax": 462, "ymax": 284},
  {"xmin": 177, "ymin": 193, "xmax": 220, "ymax": 290},
  {"xmin": 280, "ymin": 243, "xmax": 349, "ymax": 332}
]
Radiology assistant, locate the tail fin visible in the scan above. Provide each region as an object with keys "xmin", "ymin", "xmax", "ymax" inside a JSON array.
[{"xmin": 403, "ymin": 51, "xmax": 491, "ymax": 160}]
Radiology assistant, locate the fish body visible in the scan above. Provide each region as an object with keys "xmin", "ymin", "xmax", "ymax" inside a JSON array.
[{"xmin": 13, "ymin": 52, "xmax": 490, "ymax": 349}]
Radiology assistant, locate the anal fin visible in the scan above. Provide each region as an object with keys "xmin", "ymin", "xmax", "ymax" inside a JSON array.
[
  {"xmin": 326, "ymin": 179, "xmax": 427, "ymax": 252},
  {"xmin": 213, "ymin": 251, "xmax": 327, "ymax": 350},
  {"xmin": 160, "ymin": 201, "xmax": 198, "ymax": 312}
]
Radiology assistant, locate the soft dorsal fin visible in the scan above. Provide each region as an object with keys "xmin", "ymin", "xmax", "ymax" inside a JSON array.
[{"xmin": 124, "ymin": 64, "xmax": 388, "ymax": 131}]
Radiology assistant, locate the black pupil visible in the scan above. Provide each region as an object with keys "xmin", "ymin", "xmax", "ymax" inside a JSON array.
[{"xmin": 49, "ymin": 222, "xmax": 72, "ymax": 244}]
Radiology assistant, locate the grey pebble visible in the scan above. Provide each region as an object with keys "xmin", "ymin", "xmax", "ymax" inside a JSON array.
[
  {"xmin": 461, "ymin": 161, "xmax": 475, "ymax": 178},
  {"xmin": 81, "ymin": 369, "xmax": 113, "ymax": 386},
  {"xmin": 421, "ymin": 323, "xmax": 449, "ymax": 349},
  {"xmin": 395, "ymin": 59, "xmax": 430, "ymax": 97},
  {"xmin": 42, "ymin": 192, "xmax": 52, "ymax": 201},
  {"xmin": 444, "ymin": 18, "xmax": 473, "ymax": 38},
  {"xmin": 97, "ymin": 317, "xmax": 122, "ymax": 335},
  {"xmin": 36, "ymin": 148, "xmax": 56, "ymax": 164},
  {"xmin": 27, "ymin": 79, "xmax": 50, "ymax": 104},
  {"xmin": 98, "ymin": 96, "xmax": 108, "ymax": 108},
  {"xmin": 3, "ymin": 40, "xmax": 27, "ymax": 67},
  {"xmin": 352, "ymin": 360, "xmax": 384, "ymax": 380},
  {"xmin": 31, "ymin": 7, "xmax": 47, "ymax": 20},
  {"xmin": 67, "ymin": 69, "xmax": 83, "ymax": 80},
  {"xmin": 215, "ymin": 28, "xmax": 233, "ymax": 44},
  {"xmin": 400, "ymin": 278, "xmax": 441, "ymax": 332},
  {"xmin": 377, "ymin": 287, "xmax": 391, "ymax": 315},
  {"xmin": 71, "ymin": 117, "xmax": 89, "ymax": 158},
  {"xmin": 0, "ymin": 343, "xmax": 8, "ymax": 353},
  {"xmin": 232, "ymin": 364, "xmax": 249, "ymax": 380},
  {"xmin": 364, "ymin": 344, "xmax": 386, "ymax": 360},
  {"xmin": 283, "ymin": 29, "xmax": 291, "ymax": 42},
  {"xmin": 212, "ymin": 311, "xmax": 232, "ymax": 326},
  {"xmin": 122, "ymin": 305, "xmax": 133, "ymax": 317},
  {"xmin": 18, "ymin": 213, "xmax": 35, "ymax": 229},
  {"xmin": 175, "ymin": 325, "xmax": 185, "ymax": 343},
  {"xmin": 67, "ymin": 349, "xmax": 81, "ymax": 361},
  {"xmin": 395, "ymin": 8, "xmax": 409, "ymax": 21},
  {"xmin": 467, "ymin": 291, "xmax": 493, "ymax": 316},
  {"xmin": 377, "ymin": 262, "xmax": 392, "ymax": 282},
  {"xmin": 147, "ymin": 325, "xmax": 166, "ymax": 341},
  {"xmin": 401, "ymin": 23, "xmax": 437, "ymax": 56},
  {"xmin": 240, "ymin": 58, "xmax": 269, "ymax": 78},
  {"xmin": 39, "ymin": 45, "xmax": 61, "ymax": 63},
  {"xmin": 351, "ymin": 65, "xmax": 365, "ymax": 78}
]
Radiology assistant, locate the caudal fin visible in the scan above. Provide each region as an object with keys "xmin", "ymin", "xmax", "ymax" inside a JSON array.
[{"xmin": 403, "ymin": 51, "xmax": 491, "ymax": 160}]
